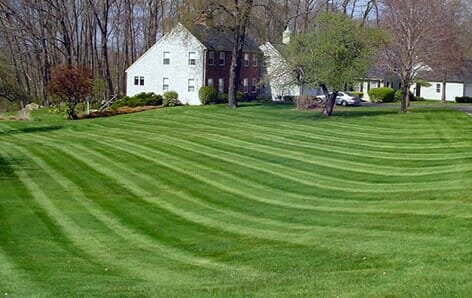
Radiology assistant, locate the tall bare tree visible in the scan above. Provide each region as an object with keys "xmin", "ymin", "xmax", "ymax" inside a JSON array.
[{"xmin": 378, "ymin": 0, "xmax": 461, "ymax": 112}]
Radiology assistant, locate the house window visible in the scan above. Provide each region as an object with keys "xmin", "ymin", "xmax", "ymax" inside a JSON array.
[
  {"xmin": 219, "ymin": 52, "xmax": 225, "ymax": 65},
  {"xmin": 208, "ymin": 51, "xmax": 215, "ymax": 65},
  {"xmin": 253, "ymin": 55, "xmax": 258, "ymax": 66},
  {"xmin": 163, "ymin": 77, "xmax": 169, "ymax": 91},
  {"xmin": 188, "ymin": 79, "xmax": 195, "ymax": 92},
  {"xmin": 188, "ymin": 52, "xmax": 196, "ymax": 65},
  {"xmin": 436, "ymin": 83, "xmax": 441, "ymax": 93},
  {"xmin": 163, "ymin": 51, "xmax": 170, "ymax": 65},
  {"xmin": 244, "ymin": 53, "xmax": 250, "ymax": 66},
  {"xmin": 243, "ymin": 78, "xmax": 249, "ymax": 93},
  {"xmin": 208, "ymin": 78, "xmax": 214, "ymax": 87},
  {"xmin": 139, "ymin": 76, "xmax": 144, "ymax": 86},
  {"xmin": 134, "ymin": 76, "xmax": 139, "ymax": 85},
  {"xmin": 252, "ymin": 78, "xmax": 257, "ymax": 93},
  {"xmin": 218, "ymin": 78, "xmax": 224, "ymax": 93}
]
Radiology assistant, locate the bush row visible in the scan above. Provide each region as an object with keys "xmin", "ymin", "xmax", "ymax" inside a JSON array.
[
  {"xmin": 455, "ymin": 96, "xmax": 472, "ymax": 103},
  {"xmin": 198, "ymin": 86, "xmax": 245, "ymax": 105},
  {"xmin": 367, "ymin": 87, "xmax": 425, "ymax": 103},
  {"xmin": 111, "ymin": 91, "xmax": 181, "ymax": 110}
]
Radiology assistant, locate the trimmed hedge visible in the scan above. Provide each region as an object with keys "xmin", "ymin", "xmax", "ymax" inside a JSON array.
[
  {"xmin": 368, "ymin": 87, "xmax": 395, "ymax": 103},
  {"xmin": 455, "ymin": 96, "xmax": 472, "ymax": 103},
  {"xmin": 350, "ymin": 91, "xmax": 363, "ymax": 99}
]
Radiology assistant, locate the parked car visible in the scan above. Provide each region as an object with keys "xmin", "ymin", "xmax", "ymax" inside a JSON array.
[
  {"xmin": 335, "ymin": 92, "xmax": 361, "ymax": 106},
  {"xmin": 316, "ymin": 91, "xmax": 361, "ymax": 106}
]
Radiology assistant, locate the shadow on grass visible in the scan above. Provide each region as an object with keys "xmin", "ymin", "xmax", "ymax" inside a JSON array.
[
  {"xmin": 0, "ymin": 125, "xmax": 63, "ymax": 136},
  {"xmin": 0, "ymin": 155, "xmax": 16, "ymax": 179}
]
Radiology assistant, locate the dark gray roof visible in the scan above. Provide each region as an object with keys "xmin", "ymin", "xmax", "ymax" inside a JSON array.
[{"xmin": 187, "ymin": 24, "xmax": 261, "ymax": 53}]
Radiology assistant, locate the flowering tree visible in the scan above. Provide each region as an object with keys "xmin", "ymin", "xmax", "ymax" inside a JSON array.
[{"xmin": 47, "ymin": 65, "xmax": 92, "ymax": 119}]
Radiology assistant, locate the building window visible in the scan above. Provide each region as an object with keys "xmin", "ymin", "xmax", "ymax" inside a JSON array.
[
  {"xmin": 134, "ymin": 76, "xmax": 139, "ymax": 85},
  {"xmin": 243, "ymin": 78, "xmax": 249, "ymax": 93},
  {"xmin": 252, "ymin": 78, "xmax": 257, "ymax": 93},
  {"xmin": 163, "ymin": 77, "xmax": 169, "ymax": 91},
  {"xmin": 218, "ymin": 78, "xmax": 224, "ymax": 93},
  {"xmin": 244, "ymin": 53, "xmax": 250, "ymax": 66},
  {"xmin": 188, "ymin": 52, "xmax": 196, "ymax": 65},
  {"xmin": 253, "ymin": 55, "xmax": 258, "ymax": 66},
  {"xmin": 163, "ymin": 51, "xmax": 170, "ymax": 65},
  {"xmin": 436, "ymin": 83, "xmax": 441, "ymax": 93},
  {"xmin": 139, "ymin": 76, "xmax": 144, "ymax": 86},
  {"xmin": 208, "ymin": 51, "xmax": 215, "ymax": 65},
  {"xmin": 188, "ymin": 79, "xmax": 195, "ymax": 92},
  {"xmin": 208, "ymin": 78, "xmax": 214, "ymax": 87},
  {"xmin": 219, "ymin": 52, "xmax": 225, "ymax": 65}
]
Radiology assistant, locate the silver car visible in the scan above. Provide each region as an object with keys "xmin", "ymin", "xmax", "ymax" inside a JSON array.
[{"xmin": 335, "ymin": 92, "xmax": 361, "ymax": 106}]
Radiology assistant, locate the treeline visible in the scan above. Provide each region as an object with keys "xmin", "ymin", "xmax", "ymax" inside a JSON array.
[{"xmin": 0, "ymin": 0, "xmax": 410, "ymax": 107}]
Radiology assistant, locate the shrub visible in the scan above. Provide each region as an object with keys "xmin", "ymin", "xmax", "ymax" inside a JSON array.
[
  {"xmin": 394, "ymin": 89, "xmax": 416, "ymax": 102},
  {"xmin": 199, "ymin": 86, "xmax": 218, "ymax": 105},
  {"xmin": 294, "ymin": 96, "xmax": 324, "ymax": 110},
  {"xmin": 455, "ymin": 96, "xmax": 472, "ymax": 103},
  {"xmin": 367, "ymin": 87, "xmax": 395, "ymax": 103},
  {"xmin": 350, "ymin": 91, "xmax": 363, "ymax": 99},
  {"xmin": 217, "ymin": 93, "xmax": 228, "ymax": 104},
  {"xmin": 163, "ymin": 91, "xmax": 180, "ymax": 107},
  {"xmin": 110, "ymin": 93, "xmax": 162, "ymax": 110}
]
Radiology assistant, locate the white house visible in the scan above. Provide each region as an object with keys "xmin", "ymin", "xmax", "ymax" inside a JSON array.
[
  {"xmin": 259, "ymin": 27, "xmax": 322, "ymax": 101},
  {"xmin": 126, "ymin": 23, "xmax": 206, "ymax": 105},
  {"xmin": 356, "ymin": 61, "xmax": 472, "ymax": 102},
  {"xmin": 126, "ymin": 23, "xmax": 263, "ymax": 105}
]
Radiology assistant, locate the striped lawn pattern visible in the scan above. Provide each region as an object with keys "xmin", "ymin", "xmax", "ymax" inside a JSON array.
[{"xmin": 0, "ymin": 104, "xmax": 471, "ymax": 296}]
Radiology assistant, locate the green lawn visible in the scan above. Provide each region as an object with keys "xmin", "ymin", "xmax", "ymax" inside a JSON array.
[{"xmin": 0, "ymin": 103, "xmax": 471, "ymax": 297}]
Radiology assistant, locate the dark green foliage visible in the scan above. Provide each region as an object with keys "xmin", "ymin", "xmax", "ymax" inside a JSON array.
[
  {"xmin": 368, "ymin": 87, "xmax": 395, "ymax": 103},
  {"xmin": 350, "ymin": 91, "xmax": 363, "ymax": 98},
  {"xmin": 394, "ymin": 89, "xmax": 417, "ymax": 102},
  {"xmin": 199, "ymin": 86, "xmax": 218, "ymax": 105},
  {"xmin": 455, "ymin": 96, "xmax": 472, "ymax": 103},
  {"xmin": 111, "ymin": 92, "xmax": 162, "ymax": 110},
  {"xmin": 163, "ymin": 91, "xmax": 180, "ymax": 107},
  {"xmin": 217, "ymin": 93, "xmax": 228, "ymax": 103}
]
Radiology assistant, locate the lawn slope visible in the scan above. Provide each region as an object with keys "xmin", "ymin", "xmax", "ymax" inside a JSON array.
[{"xmin": 1, "ymin": 104, "xmax": 471, "ymax": 296}]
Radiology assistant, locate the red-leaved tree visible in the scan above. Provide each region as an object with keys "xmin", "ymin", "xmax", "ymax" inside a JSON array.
[{"xmin": 47, "ymin": 65, "xmax": 93, "ymax": 119}]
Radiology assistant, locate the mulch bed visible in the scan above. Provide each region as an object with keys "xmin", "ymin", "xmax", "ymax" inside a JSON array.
[{"xmin": 78, "ymin": 105, "xmax": 160, "ymax": 119}]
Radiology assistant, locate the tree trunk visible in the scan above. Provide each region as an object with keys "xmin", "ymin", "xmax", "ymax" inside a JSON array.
[
  {"xmin": 400, "ymin": 82, "xmax": 408, "ymax": 113},
  {"xmin": 441, "ymin": 79, "xmax": 446, "ymax": 102},
  {"xmin": 227, "ymin": 0, "xmax": 253, "ymax": 108},
  {"xmin": 321, "ymin": 83, "xmax": 336, "ymax": 116}
]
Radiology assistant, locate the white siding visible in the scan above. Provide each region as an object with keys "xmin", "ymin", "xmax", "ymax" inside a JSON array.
[
  {"xmin": 259, "ymin": 43, "xmax": 301, "ymax": 100},
  {"xmin": 126, "ymin": 23, "xmax": 206, "ymax": 105},
  {"xmin": 417, "ymin": 82, "xmax": 464, "ymax": 101}
]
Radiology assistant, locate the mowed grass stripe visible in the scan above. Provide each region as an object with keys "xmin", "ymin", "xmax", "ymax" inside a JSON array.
[
  {"xmin": 0, "ymin": 247, "xmax": 49, "ymax": 297},
  {"xmin": 10, "ymin": 143, "xmax": 256, "ymax": 277},
  {"xmin": 73, "ymin": 123, "xmax": 472, "ymax": 197},
  {"xmin": 10, "ymin": 133, "xmax": 470, "ymax": 240},
  {"xmin": 124, "ymin": 107, "xmax": 472, "ymax": 151},
  {"xmin": 39, "ymin": 130, "xmax": 472, "ymax": 219},
  {"xmin": 27, "ymin": 136, "xmax": 468, "ymax": 253},
  {"xmin": 14, "ymin": 125, "xmax": 472, "ymax": 219},
  {"xmin": 101, "ymin": 115, "xmax": 472, "ymax": 169},
  {"xmin": 109, "ymin": 121, "xmax": 472, "ymax": 182},
  {"xmin": 3, "ymin": 145, "xmax": 224, "ymax": 287}
]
